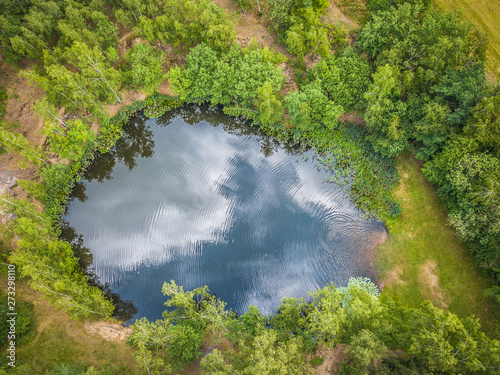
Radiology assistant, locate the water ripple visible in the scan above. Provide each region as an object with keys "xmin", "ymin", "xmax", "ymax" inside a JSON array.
[{"xmin": 64, "ymin": 105, "xmax": 386, "ymax": 322}]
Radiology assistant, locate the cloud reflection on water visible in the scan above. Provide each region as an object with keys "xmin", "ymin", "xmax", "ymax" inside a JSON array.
[{"xmin": 64, "ymin": 106, "xmax": 385, "ymax": 321}]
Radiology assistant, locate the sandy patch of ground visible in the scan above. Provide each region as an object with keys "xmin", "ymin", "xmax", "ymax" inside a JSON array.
[
  {"xmin": 418, "ymin": 260, "xmax": 449, "ymax": 309},
  {"xmin": 322, "ymin": 3, "xmax": 360, "ymax": 29},
  {"xmin": 85, "ymin": 321, "xmax": 133, "ymax": 342},
  {"xmin": 158, "ymin": 79, "xmax": 175, "ymax": 96},
  {"xmin": 117, "ymin": 29, "xmax": 138, "ymax": 59},
  {"xmin": 314, "ymin": 344, "xmax": 349, "ymax": 375},
  {"xmin": 380, "ymin": 265, "xmax": 405, "ymax": 291},
  {"xmin": 338, "ymin": 111, "xmax": 366, "ymax": 126},
  {"xmin": 2, "ymin": 60, "xmax": 45, "ymax": 147},
  {"xmin": 107, "ymin": 89, "xmax": 149, "ymax": 117},
  {"xmin": 213, "ymin": 0, "xmax": 289, "ymax": 52}
]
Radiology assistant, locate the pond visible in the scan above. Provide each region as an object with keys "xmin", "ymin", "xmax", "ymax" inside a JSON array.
[{"xmin": 63, "ymin": 105, "xmax": 386, "ymax": 323}]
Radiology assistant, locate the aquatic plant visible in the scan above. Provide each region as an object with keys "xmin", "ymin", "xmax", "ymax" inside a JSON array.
[{"xmin": 143, "ymin": 94, "xmax": 183, "ymax": 119}]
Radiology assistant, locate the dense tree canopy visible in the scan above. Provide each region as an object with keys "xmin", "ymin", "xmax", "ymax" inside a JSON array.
[
  {"xmin": 355, "ymin": 2, "xmax": 499, "ymax": 291},
  {"xmin": 126, "ymin": 280, "xmax": 500, "ymax": 374},
  {"xmin": 169, "ymin": 43, "xmax": 286, "ymax": 121}
]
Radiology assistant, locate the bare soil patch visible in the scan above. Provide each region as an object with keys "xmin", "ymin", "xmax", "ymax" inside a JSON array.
[
  {"xmin": 418, "ymin": 260, "xmax": 449, "ymax": 309},
  {"xmin": 313, "ymin": 344, "xmax": 349, "ymax": 375},
  {"xmin": 2, "ymin": 60, "xmax": 45, "ymax": 147},
  {"xmin": 107, "ymin": 89, "xmax": 149, "ymax": 117},
  {"xmin": 85, "ymin": 321, "xmax": 133, "ymax": 342},
  {"xmin": 338, "ymin": 111, "xmax": 365, "ymax": 126},
  {"xmin": 381, "ymin": 265, "xmax": 405, "ymax": 290},
  {"xmin": 117, "ymin": 29, "xmax": 138, "ymax": 59},
  {"xmin": 322, "ymin": 3, "xmax": 360, "ymax": 29}
]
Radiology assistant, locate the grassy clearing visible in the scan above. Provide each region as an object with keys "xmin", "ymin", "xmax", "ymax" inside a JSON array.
[
  {"xmin": 0, "ymin": 279, "xmax": 137, "ymax": 374},
  {"xmin": 332, "ymin": 0, "xmax": 370, "ymax": 27},
  {"xmin": 377, "ymin": 155, "xmax": 500, "ymax": 337},
  {"xmin": 433, "ymin": 0, "xmax": 500, "ymax": 81}
]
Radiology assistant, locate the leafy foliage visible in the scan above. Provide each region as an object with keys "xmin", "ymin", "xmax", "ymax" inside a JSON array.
[
  {"xmin": 311, "ymin": 46, "xmax": 373, "ymax": 111},
  {"xmin": 284, "ymin": 80, "xmax": 344, "ymax": 131},
  {"xmin": 144, "ymin": 94, "xmax": 183, "ymax": 119},
  {"xmin": 131, "ymin": 281, "xmax": 500, "ymax": 374},
  {"xmin": 358, "ymin": 2, "xmax": 487, "ymax": 158},
  {"xmin": 366, "ymin": 0, "xmax": 431, "ymax": 14},
  {"xmin": 0, "ymin": 196, "xmax": 114, "ymax": 318},
  {"xmin": 0, "ymin": 86, "xmax": 7, "ymax": 118},
  {"xmin": 263, "ymin": 0, "xmax": 335, "ymax": 57},
  {"xmin": 123, "ymin": 43, "xmax": 166, "ymax": 93},
  {"xmin": 423, "ymin": 136, "xmax": 500, "ymax": 272},
  {"xmin": 0, "ymin": 123, "xmax": 46, "ymax": 167},
  {"xmin": 45, "ymin": 119, "xmax": 96, "ymax": 161},
  {"xmin": 354, "ymin": 1, "xmax": 499, "ymax": 290},
  {"xmin": 169, "ymin": 43, "xmax": 285, "ymax": 123},
  {"xmin": 136, "ymin": 0, "xmax": 236, "ymax": 51}
]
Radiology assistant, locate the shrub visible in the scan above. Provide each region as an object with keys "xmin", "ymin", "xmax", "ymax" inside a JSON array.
[{"xmin": 123, "ymin": 43, "xmax": 166, "ymax": 94}]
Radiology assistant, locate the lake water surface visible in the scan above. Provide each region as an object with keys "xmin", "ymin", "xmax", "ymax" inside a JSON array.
[{"xmin": 63, "ymin": 105, "xmax": 386, "ymax": 323}]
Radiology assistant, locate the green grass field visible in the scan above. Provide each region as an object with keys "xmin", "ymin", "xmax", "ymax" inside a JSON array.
[
  {"xmin": 377, "ymin": 155, "xmax": 500, "ymax": 337},
  {"xmin": 433, "ymin": 0, "xmax": 500, "ymax": 81},
  {"xmin": 7, "ymin": 282, "xmax": 137, "ymax": 374}
]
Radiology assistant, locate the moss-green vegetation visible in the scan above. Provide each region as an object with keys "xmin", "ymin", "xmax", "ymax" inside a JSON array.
[{"xmin": 128, "ymin": 279, "xmax": 500, "ymax": 374}]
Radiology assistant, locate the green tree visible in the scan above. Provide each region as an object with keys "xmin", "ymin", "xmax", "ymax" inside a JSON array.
[
  {"xmin": 363, "ymin": 64, "xmax": 409, "ymax": 157},
  {"xmin": 64, "ymin": 41, "xmax": 122, "ymax": 104},
  {"xmin": 0, "ymin": 123, "xmax": 46, "ymax": 167},
  {"xmin": 431, "ymin": 63, "xmax": 486, "ymax": 127},
  {"xmin": 44, "ymin": 119, "xmax": 96, "ymax": 161},
  {"xmin": 406, "ymin": 301, "xmax": 500, "ymax": 373},
  {"xmin": 255, "ymin": 82, "xmax": 284, "ymax": 125},
  {"xmin": 284, "ymin": 80, "xmax": 343, "ymax": 131},
  {"xmin": 423, "ymin": 139, "xmax": 500, "ymax": 270},
  {"xmin": 10, "ymin": 1, "xmax": 62, "ymax": 60},
  {"xmin": 57, "ymin": 2, "xmax": 118, "ymax": 62},
  {"xmin": 137, "ymin": 0, "xmax": 235, "ymax": 51},
  {"xmin": 168, "ymin": 44, "xmax": 285, "ymax": 116},
  {"xmin": 237, "ymin": 328, "xmax": 313, "ymax": 375},
  {"xmin": 123, "ymin": 43, "xmax": 166, "ymax": 93},
  {"xmin": 345, "ymin": 329, "xmax": 387, "ymax": 369},
  {"xmin": 201, "ymin": 349, "xmax": 234, "ymax": 375},
  {"xmin": 307, "ymin": 283, "xmax": 346, "ymax": 346},
  {"xmin": 312, "ymin": 47, "xmax": 373, "ymax": 111},
  {"xmin": 464, "ymin": 92, "xmax": 500, "ymax": 154}
]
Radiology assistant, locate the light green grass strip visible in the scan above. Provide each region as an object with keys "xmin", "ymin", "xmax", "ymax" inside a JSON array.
[{"xmin": 377, "ymin": 155, "xmax": 500, "ymax": 337}]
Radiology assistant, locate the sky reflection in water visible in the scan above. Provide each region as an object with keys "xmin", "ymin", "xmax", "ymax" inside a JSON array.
[{"xmin": 64, "ymin": 105, "xmax": 385, "ymax": 323}]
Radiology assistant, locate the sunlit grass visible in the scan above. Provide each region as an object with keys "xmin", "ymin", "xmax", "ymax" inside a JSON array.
[
  {"xmin": 433, "ymin": 0, "xmax": 500, "ymax": 81},
  {"xmin": 377, "ymin": 155, "xmax": 500, "ymax": 337},
  {"xmin": 7, "ymin": 282, "xmax": 137, "ymax": 373}
]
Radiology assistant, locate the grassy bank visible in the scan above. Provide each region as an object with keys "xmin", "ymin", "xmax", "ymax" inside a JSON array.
[
  {"xmin": 1, "ymin": 279, "xmax": 137, "ymax": 374},
  {"xmin": 377, "ymin": 155, "xmax": 500, "ymax": 337},
  {"xmin": 433, "ymin": 0, "xmax": 500, "ymax": 81}
]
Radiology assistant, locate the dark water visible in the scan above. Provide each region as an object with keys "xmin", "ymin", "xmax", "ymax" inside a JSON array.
[{"xmin": 63, "ymin": 105, "xmax": 386, "ymax": 323}]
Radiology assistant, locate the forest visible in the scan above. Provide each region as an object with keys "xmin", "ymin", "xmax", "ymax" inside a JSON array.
[{"xmin": 0, "ymin": 0, "xmax": 499, "ymax": 373}]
